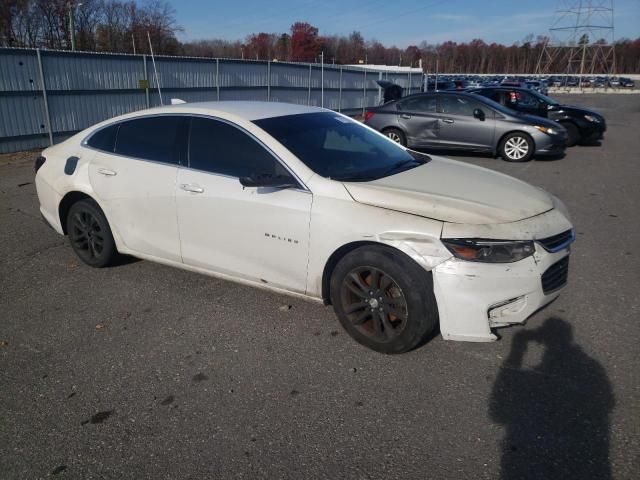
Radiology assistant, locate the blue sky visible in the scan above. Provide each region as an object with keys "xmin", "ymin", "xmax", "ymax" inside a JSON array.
[{"xmin": 170, "ymin": 0, "xmax": 639, "ymax": 46}]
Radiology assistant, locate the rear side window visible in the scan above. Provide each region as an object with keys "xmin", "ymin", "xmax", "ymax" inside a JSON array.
[
  {"xmin": 398, "ymin": 96, "xmax": 437, "ymax": 112},
  {"xmin": 87, "ymin": 124, "xmax": 118, "ymax": 152},
  {"xmin": 189, "ymin": 117, "xmax": 287, "ymax": 178},
  {"xmin": 115, "ymin": 116, "xmax": 184, "ymax": 164}
]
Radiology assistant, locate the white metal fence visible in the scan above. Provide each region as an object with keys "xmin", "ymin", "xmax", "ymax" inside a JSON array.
[{"xmin": 0, "ymin": 48, "xmax": 424, "ymax": 153}]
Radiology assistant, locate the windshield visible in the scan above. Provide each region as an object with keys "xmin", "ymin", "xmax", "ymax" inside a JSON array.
[
  {"xmin": 254, "ymin": 112, "xmax": 427, "ymax": 181},
  {"xmin": 527, "ymin": 89, "xmax": 559, "ymax": 106}
]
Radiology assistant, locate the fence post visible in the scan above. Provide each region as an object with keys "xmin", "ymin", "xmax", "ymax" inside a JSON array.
[
  {"xmin": 216, "ymin": 59, "xmax": 220, "ymax": 101},
  {"xmin": 36, "ymin": 48, "xmax": 53, "ymax": 146},
  {"xmin": 362, "ymin": 70, "xmax": 367, "ymax": 116},
  {"xmin": 308, "ymin": 64, "xmax": 312, "ymax": 105},
  {"xmin": 267, "ymin": 60, "xmax": 271, "ymax": 102},
  {"xmin": 142, "ymin": 54, "xmax": 150, "ymax": 108},
  {"xmin": 320, "ymin": 55, "xmax": 324, "ymax": 108},
  {"xmin": 338, "ymin": 67, "xmax": 343, "ymax": 112}
]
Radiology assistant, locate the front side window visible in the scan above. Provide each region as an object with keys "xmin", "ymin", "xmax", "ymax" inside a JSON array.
[
  {"xmin": 115, "ymin": 116, "xmax": 185, "ymax": 164},
  {"xmin": 438, "ymin": 95, "xmax": 484, "ymax": 116},
  {"xmin": 508, "ymin": 90, "xmax": 539, "ymax": 108},
  {"xmin": 188, "ymin": 117, "xmax": 289, "ymax": 179},
  {"xmin": 254, "ymin": 112, "xmax": 427, "ymax": 182}
]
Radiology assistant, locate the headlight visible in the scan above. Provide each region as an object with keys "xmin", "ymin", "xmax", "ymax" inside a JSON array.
[
  {"xmin": 441, "ymin": 239, "xmax": 535, "ymax": 263},
  {"xmin": 535, "ymin": 125, "xmax": 558, "ymax": 135},
  {"xmin": 584, "ymin": 114, "xmax": 600, "ymax": 123}
]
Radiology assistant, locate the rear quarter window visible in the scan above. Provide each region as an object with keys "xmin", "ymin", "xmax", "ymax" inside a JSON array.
[{"xmin": 86, "ymin": 124, "xmax": 118, "ymax": 152}]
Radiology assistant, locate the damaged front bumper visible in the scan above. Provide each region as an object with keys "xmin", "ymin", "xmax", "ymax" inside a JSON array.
[{"xmin": 431, "ymin": 205, "xmax": 573, "ymax": 342}]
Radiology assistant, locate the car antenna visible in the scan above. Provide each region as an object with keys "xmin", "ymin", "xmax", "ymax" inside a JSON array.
[{"xmin": 147, "ymin": 31, "xmax": 164, "ymax": 106}]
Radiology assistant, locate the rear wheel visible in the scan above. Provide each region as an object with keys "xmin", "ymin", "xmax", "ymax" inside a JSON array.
[
  {"xmin": 330, "ymin": 245, "xmax": 438, "ymax": 354},
  {"xmin": 499, "ymin": 132, "xmax": 534, "ymax": 162},
  {"xmin": 383, "ymin": 128, "xmax": 406, "ymax": 146},
  {"xmin": 66, "ymin": 199, "xmax": 119, "ymax": 267},
  {"xmin": 563, "ymin": 122, "xmax": 580, "ymax": 147}
]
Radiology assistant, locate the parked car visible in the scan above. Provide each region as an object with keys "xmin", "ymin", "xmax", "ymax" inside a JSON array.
[
  {"xmin": 619, "ymin": 77, "xmax": 635, "ymax": 88},
  {"xmin": 525, "ymin": 80, "xmax": 548, "ymax": 95},
  {"xmin": 35, "ymin": 101, "xmax": 574, "ymax": 353},
  {"xmin": 425, "ymin": 80, "xmax": 456, "ymax": 91},
  {"xmin": 468, "ymin": 86, "xmax": 606, "ymax": 146},
  {"xmin": 364, "ymin": 91, "xmax": 567, "ymax": 161}
]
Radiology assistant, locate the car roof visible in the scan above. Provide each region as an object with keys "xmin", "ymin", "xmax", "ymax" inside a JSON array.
[{"xmin": 136, "ymin": 101, "xmax": 324, "ymax": 121}]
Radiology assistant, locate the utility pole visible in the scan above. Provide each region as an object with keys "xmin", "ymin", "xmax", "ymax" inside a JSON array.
[{"xmin": 68, "ymin": 2, "xmax": 82, "ymax": 51}]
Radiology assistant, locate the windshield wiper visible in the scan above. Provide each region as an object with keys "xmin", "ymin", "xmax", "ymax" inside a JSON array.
[{"xmin": 380, "ymin": 158, "xmax": 422, "ymax": 177}]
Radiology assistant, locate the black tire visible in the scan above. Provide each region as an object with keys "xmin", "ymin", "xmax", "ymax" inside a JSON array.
[
  {"xmin": 329, "ymin": 245, "xmax": 438, "ymax": 354},
  {"xmin": 66, "ymin": 199, "xmax": 119, "ymax": 268},
  {"xmin": 499, "ymin": 132, "xmax": 534, "ymax": 162},
  {"xmin": 563, "ymin": 122, "xmax": 580, "ymax": 147},
  {"xmin": 383, "ymin": 127, "xmax": 407, "ymax": 146}
]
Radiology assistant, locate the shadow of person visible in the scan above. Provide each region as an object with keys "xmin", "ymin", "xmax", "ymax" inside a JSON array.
[{"xmin": 490, "ymin": 318, "xmax": 614, "ymax": 480}]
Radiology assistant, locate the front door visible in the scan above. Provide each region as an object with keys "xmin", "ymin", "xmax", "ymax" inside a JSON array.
[
  {"xmin": 436, "ymin": 94, "xmax": 496, "ymax": 150},
  {"xmin": 176, "ymin": 117, "xmax": 312, "ymax": 293}
]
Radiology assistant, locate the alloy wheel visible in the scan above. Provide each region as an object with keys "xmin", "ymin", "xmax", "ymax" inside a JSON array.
[
  {"xmin": 504, "ymin": 136, "xmax": 529, "ymax": 160},
  {"xmin": 69, "ymin": 210, "xmax": 105, "ymax": 260},
  {"xmin": 386, "ymin": 131, "xmax": 402, "ymax": 143},
  {"xmin": 340, "ymin": 266, "xmax": 408, "ymax": 342}
]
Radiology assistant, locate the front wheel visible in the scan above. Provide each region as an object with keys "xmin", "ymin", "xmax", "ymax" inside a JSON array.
[
  {"xmin": 562, "ymin": 122, "xmax": 580, "ymax": 147},
  {"xmin": 499, "ymin": 132, "xmax": 534, "ymax": 162},
  {"xmin": 330, "ymin": 246, "xmax": 438, "ymax": 354}
]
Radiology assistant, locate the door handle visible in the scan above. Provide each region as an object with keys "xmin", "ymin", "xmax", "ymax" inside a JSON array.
[
  {"xmin": 442, "ymin": 118, "xmax": 454, "ymax": 124},
  {"xmin": 180, "ymin": 183, "xmax": 204, "ymax": 194},
  {"xmin": 400, "ymin": 114, "xmax": 412, "ymax": 119},
  {"xmin": 97, "ymin": 168, "xmax": 117, "ymax": 176}
]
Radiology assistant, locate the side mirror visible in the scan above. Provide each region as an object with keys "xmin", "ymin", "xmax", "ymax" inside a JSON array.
[
  {"xmin": 239, "ymin": 173, "xmax": 298, "ymax": 190},
  {"xmin": 473, "ymin": 108, "xmax": 485, "ymax": 121}
]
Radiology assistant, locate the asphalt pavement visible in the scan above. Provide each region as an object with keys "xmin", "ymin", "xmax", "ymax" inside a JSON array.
[{"xmin": 1, "ymin": 94, "xmax": 638, "ymax": 479}]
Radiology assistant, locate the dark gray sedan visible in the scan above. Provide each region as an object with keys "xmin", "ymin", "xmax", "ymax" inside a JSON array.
[{"xmin": 364, "ymin": 91, "xmax": 567, "ymax": 162}]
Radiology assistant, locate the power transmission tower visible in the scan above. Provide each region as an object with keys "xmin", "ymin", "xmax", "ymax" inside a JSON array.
[{"xmin": 536, "ymin": 0, "xmax": 616, "ymax": 80}]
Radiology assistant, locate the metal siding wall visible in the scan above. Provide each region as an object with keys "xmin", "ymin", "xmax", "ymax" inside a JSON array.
[
  {"xmin": 0, "ymin": 50, "xmax": 41, "ymax": 91},
  {"xmin": 219, "ymin": 60, "xmax": 268, "ymax": 87},
  {"xmin": 42, "ymin": 52, "xmax": 143, "ymax": 90},
  {"xmin": 48, "ymin": 92, "xmax": 147, "ymax": 132},
  {"xmin": 0, "ymin": 48, "xmax": 424, "ymax": 153}
]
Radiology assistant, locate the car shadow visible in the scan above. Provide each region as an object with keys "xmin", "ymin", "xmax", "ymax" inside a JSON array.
[
  {"xmin": 111, "ymin": 254, "xmax": 142, "ymax": 267},
  {"xmin": 489, "ymin": 317, "xmax": 614, "ymax": 479},
  {"xmin": 577, "ymin": 139, "xmax": 603, "ymax": 147}
]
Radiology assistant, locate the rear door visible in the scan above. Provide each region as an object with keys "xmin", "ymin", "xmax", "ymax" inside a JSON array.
[
  {"xmin": 88, "ymin": 115, "xmax": 185, "ymax": 262},
  {"xmin": 435, "ymin": 94, "xmax": 496, "ymax": 150},
  {"xmin": 396, "ymin": 95, "xmax": 440, "ymax": 148},
  {"xmin": 175, "ymin": 116, "xmax": 312, "ymax": 292}
]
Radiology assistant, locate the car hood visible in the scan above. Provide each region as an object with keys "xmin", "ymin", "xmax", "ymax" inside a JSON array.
[
  {"xmin": 516, "ymin": 113, "xmax": 561, "ymax": 129},
  {"xmin": 343, "ymin": 156, "xmax": 554, "ymax": 225},
  {"xmin": 558, "ymin": 104, "xmax": 603, "ymax": 119}
]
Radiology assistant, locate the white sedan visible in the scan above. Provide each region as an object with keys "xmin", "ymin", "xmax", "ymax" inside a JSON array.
[{"xmin": 35, "ymin": 101, "xmax": 574, "ymax": 353}]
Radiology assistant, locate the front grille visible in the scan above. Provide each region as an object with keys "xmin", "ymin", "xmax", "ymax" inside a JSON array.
[
  {"xmin": 542, "ymin": 256, "xmax": 569, "ymax": 294},
  {"xmin": 538, "ymin": 229, "xmax": 575, "ymax": 252}
]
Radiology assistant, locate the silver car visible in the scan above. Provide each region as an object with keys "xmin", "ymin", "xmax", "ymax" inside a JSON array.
[{"xmin": 364, "ymin": 91, "xmax": 567, "ymax": 162}]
